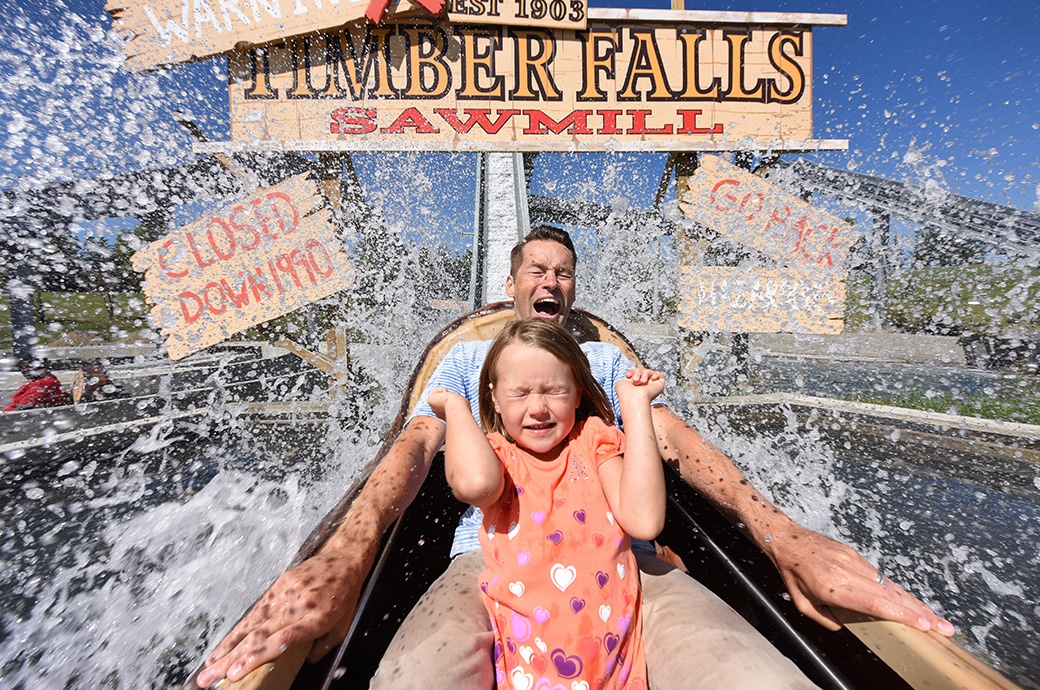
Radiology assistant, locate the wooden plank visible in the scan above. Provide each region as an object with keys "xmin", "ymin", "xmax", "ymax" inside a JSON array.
[
  {"xmin": 197, "ymin": 138, "xmax": 849, "ymax": 154},
  {"xmin": 106, "ymin": 0, "xmax": 381, "ymax": 70},
  {"xmin": 834, "ymin": 611, "xmax": 1024, "ymax": 690},
  {"xmin": 200, "ymin": 643, "xmax": 309, "ymax": 690},
  {"xmin": 131, "ymin": 173, "xmax": 355, "ymax": 360},
  {"xmin": 222, "ymin": 18, "xmax": 844, "ymax": 152},
  {"xmin": 678, "ymin": 155, "xmax": 857, "ymax": 272},
  {"xmin": 677, "ymin": 266, "xmax": 845, "ymax": 334}
]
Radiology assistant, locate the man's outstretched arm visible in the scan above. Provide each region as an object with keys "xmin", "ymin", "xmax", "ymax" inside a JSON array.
[
  {"xmin": 196, "ymin": 416, "xmax": 447, "ymax": 687},
  {"xmin": 650, "ymin": 405, "xmax": 955, "ymax": 636}
]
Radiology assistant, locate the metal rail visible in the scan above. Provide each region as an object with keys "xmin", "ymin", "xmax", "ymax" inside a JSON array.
[
  {"xmin": 771, "ymin": 158, "xmax": 1040, "ymax": 258},
  {"xmin": 667, "ymin": 494, "xmax": 857, "ymax": 690}
]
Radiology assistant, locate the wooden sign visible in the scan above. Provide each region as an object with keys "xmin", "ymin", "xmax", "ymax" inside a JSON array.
[
  {"xmin": 210, "ymin": 12, "xmax": 848, "ymax": 153},
  {"xmin": 131, "ymin": 173, "xmax": 355, "ymax": 360},
  {"xmin": 678, "ymin": 266, "xmax": 845, "ymax": 334},
  {"xmin": 678, "ymin": 155, "xmax": 856, "ymax": 271},
  {"xmin": 675, "ymin": 155, "xmax": 856, "ymax": 334},
  {"xmin": 107, "ymin": 0, "xmax": 375, "ymax": 70}
]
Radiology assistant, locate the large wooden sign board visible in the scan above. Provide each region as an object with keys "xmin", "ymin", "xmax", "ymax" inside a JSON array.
[
  {"xmin": 131, "ymin": 173, "xmax": 355, "ymax": 359},
  {"xmin": 679, "ymin": 155, "xmax": 856, "ymax": 270},
  {"xmin": 677, "ymin": 155, "xmax": 855, "ymax": 334},
  {"xmin": 197, "ymin": 11, "xmax": 848, "ymax": 153}
]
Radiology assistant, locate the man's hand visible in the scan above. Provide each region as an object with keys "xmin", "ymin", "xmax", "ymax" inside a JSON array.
[
  {"xmin": 195, "ymin": 548, "xmax": 368, "ymax": 687},
  {"xmin": 765, "ymin": 523, "xmax": 956, "ymax": 636}
]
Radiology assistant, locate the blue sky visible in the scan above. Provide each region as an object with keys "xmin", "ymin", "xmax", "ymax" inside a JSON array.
[
  {"xmin": 1, "ymin": 0, "xmax": 1037, "ymax": 215},
  {"xmin": 752, "ymin": 0, "xmax": 1040, "ymax": 211},
  {"xmin": 591, "ymin": 0, "xmax": 1040, "ymax": 210}
]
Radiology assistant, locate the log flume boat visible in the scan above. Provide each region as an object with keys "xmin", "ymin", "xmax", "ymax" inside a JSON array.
[{"xmin": 188, "ymin": 303, "xmax": 1021, "ymax": 690}]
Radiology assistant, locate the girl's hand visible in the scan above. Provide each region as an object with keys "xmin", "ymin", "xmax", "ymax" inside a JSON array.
[
  {"xmin": 617, "ymin": 368, "xmax": 665, "ymax": 401},
  {"xmin": 427, "ymin": 387, "xmax": 466, "ymax": 420}
]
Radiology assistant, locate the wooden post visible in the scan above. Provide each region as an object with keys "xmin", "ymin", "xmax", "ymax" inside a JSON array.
[
  {"xmin": 673, "ymin": 153, "xmax": 709, "ymax": 396},
  {"xmin": 317, "ymin": 153, "xmax": 345, "ymax": 218},
  {"xmin": 469, "ymin": 153, "xmax": 488, "ymax": 310},
  {"xmin": 8, "ymin": 252, "xmax": 38, "ymax": 363},
  {"xmin": 870, "ymin": 211, "xmax": 891, "ymax": 331}
]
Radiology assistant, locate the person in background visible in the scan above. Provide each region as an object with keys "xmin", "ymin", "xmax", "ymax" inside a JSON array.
[
  {"xmin": 5, "ymin": 358, "xmax": 69, "ymax": 411},
  {"xmin": 72, "ymin": 358, "xmax": 122, "ymax": 403}
]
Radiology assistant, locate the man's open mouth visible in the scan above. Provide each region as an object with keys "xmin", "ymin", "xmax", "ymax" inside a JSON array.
[{"xmin": 534, "ymin": 298, "xmax": 560, "ymax": 316}]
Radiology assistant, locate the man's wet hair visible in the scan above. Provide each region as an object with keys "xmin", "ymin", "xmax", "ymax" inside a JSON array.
[{"xmin": 509, "ymin": 225, "xmax": 577, "ymax": 277}]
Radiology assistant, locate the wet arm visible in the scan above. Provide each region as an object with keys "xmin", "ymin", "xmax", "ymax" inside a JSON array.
[
  {"xmin": 602, "ymin": 370, "xmax": 666, "ymax": 541},
  {"xmin": 196, "ymin": 416, "xmax": 446, "ymax": 686},
  {"xmin": 650, "ymin": 405, "xmax": 954, "ymax": 636},
  {"xmin": 433, "ymin": 391, "xmax": 504, "ymax": 509}
]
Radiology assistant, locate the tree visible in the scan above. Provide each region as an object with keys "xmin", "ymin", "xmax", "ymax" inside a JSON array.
[{"xmin": 912, "ymin": 226, "xmax": 986, "ymax": 268}]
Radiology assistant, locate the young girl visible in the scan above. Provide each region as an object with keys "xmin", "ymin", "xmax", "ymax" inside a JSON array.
[{"xmin": 427, "ymin": 319, "xmax": 666, "ymax": 690}]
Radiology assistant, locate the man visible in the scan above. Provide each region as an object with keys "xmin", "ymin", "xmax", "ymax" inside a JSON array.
[
  {"xmin": 197, "ymin": 226, "xmax": 954, "ymax": 688},
  {"xmin": 5, "ymin": 358, "xmax": 69, "ymax": 411}
]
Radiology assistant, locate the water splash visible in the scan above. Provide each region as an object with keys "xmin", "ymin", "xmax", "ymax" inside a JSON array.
[{"xmin": 1, "ymin": 5, "xmax": 1038, "ymax": 689}]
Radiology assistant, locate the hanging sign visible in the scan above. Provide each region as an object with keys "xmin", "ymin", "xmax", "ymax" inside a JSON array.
[
  {"xmin": 678, "ymin": 266, "xmax": 846, "ymax": 334},
  {"xmin": 131, "ymin": 173, "xmax": 354, "ymax": 360},
  {"xmin": 208, "ymin": 12, "xmax": 847, "ymax": 153},
  {"xmin": 676, "ymin": 155, "xmax": 855, "ymax": 334},
  {"xmin": 677, "ymin": 155, "xmax": 856, "ymax": 271},
  {"xmin": 106, "ymin": 0, "xmax": 378, "ymax": 70}
]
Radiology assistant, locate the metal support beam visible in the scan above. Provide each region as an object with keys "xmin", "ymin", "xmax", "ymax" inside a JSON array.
[
  {"xmin": 469, "ymin": 153, "xmax": 531, "ymax": 308},
  {"xmin": 772, "ymin": 158, "xmax": 1040, "ymax": 259}
]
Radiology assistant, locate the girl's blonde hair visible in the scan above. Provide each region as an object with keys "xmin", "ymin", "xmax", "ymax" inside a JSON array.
[{"xmin": 478, "ymin": 319, "xmax": 614, "ymax": 438}]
